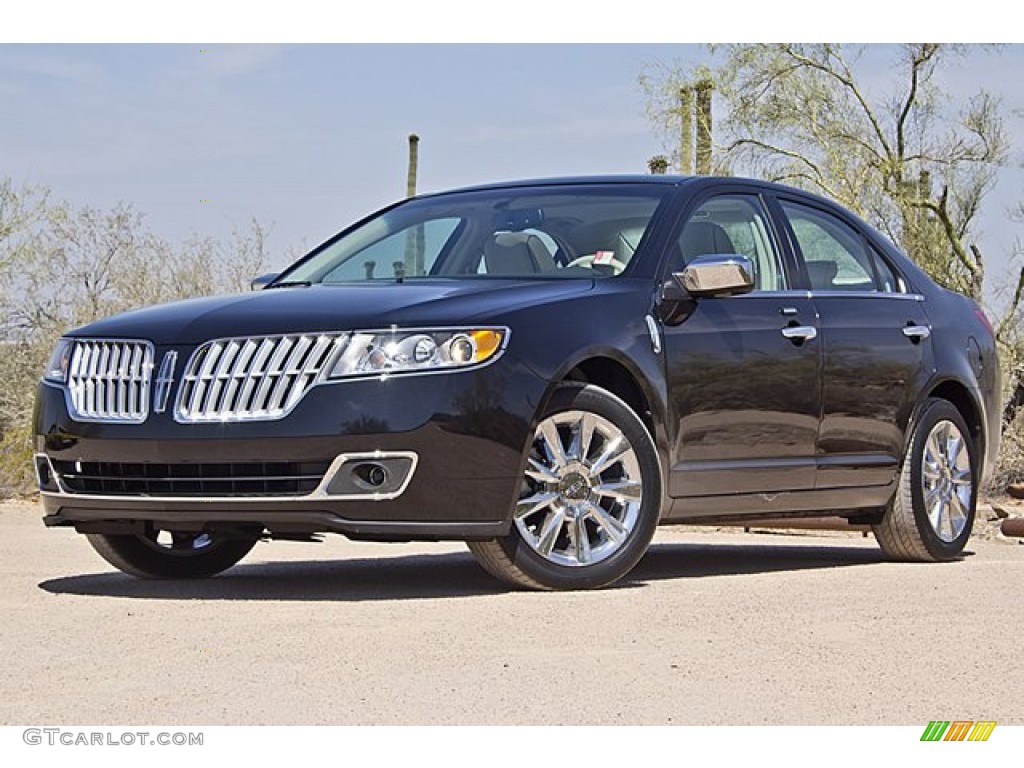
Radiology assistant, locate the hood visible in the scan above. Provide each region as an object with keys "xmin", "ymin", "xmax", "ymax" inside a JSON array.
[{"xmin": 68, "ymin": 279, "xmax": 596, "ymax": 345}]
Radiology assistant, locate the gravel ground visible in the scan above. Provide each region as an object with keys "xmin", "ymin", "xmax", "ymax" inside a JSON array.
[{"xmin": 1, "ymin": 498, "xmax": 1022, "ymax": 725}]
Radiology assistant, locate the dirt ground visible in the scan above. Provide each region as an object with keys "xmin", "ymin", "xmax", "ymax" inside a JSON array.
[{"xmin": 1, "ymin": 498, "xmax": 1022, "ymax": 725}]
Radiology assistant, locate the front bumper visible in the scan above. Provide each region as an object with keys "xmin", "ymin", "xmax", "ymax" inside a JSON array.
[{"xmin": 35, "ymin": 359, "xmax": 547, "ymax": 539}]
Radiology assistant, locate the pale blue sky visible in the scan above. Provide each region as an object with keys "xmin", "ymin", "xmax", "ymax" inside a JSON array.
[{"xmin": 3, "ymin": 44, "xmax": 1023, "ymax": 304}]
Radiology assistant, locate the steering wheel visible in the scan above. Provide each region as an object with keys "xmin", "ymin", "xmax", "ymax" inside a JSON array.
[{"xmin": 566, "ymin": 253, "xmax": 628, "ymax": 275}]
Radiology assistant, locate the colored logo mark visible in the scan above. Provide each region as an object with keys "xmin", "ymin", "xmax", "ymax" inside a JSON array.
[{"xmin": 920, "ymin": 720, "xmax": 996, "ymax": 742}]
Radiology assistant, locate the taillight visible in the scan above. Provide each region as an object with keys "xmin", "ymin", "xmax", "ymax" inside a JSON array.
[{"xmin": 974, "ymin": 306, "xmax": 995, "ymax": 338}]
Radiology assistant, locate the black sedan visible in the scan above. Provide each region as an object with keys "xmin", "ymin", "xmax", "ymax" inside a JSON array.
[{"xmin": 34, "ymin": 176, "xmax": 1001, "ymax": 590}]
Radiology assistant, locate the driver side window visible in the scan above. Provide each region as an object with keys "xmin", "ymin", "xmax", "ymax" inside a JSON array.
[{"xmin": 673, "ymin": 195, "xmax": 788, "ymax": 291}]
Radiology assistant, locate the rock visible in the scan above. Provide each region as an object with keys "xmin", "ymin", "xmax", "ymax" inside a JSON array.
[
  {"xmin": 1007, "ymin": 483, "xmax": 1024, "ymax": 499},
  {"xmin": 990, "ymin": 503, "xmax": 1011, "ymax": 519},
  {"xmin": 1001, "ymin": 517, "xmax": 1024, "ymax": 538}
]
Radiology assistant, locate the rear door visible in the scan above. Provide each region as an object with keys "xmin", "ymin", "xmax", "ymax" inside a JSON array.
[
  {"xmin": 661, "ymin": 192, "xmax": 822, "ymax": 497},
  {"xmin": 775, "ymin": 198, "xmax": 935, "ymax": 489}
]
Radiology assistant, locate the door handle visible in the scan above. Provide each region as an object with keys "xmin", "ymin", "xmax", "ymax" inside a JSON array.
[
  {"xmin": 781, "ymin": 325, "xmax": 817, "ymax": 342},
  {"xmin": 902, "ymin": 324, "xmax": 931, "ymax": 341}
]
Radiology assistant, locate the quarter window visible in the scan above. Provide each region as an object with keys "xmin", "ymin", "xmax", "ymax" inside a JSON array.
[
  {"xmin": 871, "ymin": 246, "xmax": 905, "ymax": 293},
  {"xmin": 674, "ymin": 195, "xmax": 787, "ymax": 291}
]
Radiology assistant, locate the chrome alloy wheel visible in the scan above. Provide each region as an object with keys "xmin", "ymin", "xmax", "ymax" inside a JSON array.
[
  {"xmin": 921, "ymin": 419, "xmax": 973, "ymax": 543},
  {"xmin": 515, "ymin": 410, "xmax": 643, "ymax": 567}
]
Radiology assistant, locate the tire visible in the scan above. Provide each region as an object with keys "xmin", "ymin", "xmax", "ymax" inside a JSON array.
[
  {"xmin": 86, "ymin": 529, "xmax": 257, "ymax": 579},
  {"xmin": 873, "ymin": 398, "xmax": 977, "ymax": 562},
  {"xmin": 467, "ymin": 383, "xmax": 663, "ymax": 590}
]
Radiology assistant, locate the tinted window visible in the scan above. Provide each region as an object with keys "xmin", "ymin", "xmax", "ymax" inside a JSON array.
[
  {"xmin": 781, "ymin": 202, "xmax": 880, "ymax": 292},
  {"xmin": 281, "ymin": 186, "xmax": 668, "ymax": 283},
  {"xmin": 674, "ymin": 195, "xmax": 787, "ymax": 291}
]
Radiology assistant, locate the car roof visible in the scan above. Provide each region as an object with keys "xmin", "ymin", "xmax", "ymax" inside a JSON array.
[
  {"xmin": 423, "ymin": 174, "xmax": 838, "ymax": 202},
  {"xmin": 431, "ymin": 175, "xmax": 692, "ymax": 196}
]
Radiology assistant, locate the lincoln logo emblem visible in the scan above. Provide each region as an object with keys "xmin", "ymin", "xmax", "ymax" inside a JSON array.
[{"xmin": 153, "ymin": 351, "xmax": 178, "ymax": 414}]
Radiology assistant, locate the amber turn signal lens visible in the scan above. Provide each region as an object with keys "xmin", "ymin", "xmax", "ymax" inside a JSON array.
[{"xmin": 471, "ymin": 329, "xmax": 503, "ymax": 361}]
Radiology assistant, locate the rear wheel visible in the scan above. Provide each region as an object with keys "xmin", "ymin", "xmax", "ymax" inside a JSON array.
[
  {"xmin": 468, "ymin": 383, "xmax": 662, "ymax": 590},
  {"xmin": 873, "ymin": 398, "xmax": 977, "ymax": 561},
  {"xmin": 86, "ymin": 528, "xmax": 257, "ymax": 579}
]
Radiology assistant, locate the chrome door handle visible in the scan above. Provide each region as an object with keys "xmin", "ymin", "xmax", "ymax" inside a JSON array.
[
  {"xmin": 781, "ymin": 325, "xmax": 817, "ymax": 342},
  {"xmin": 902, "ymin": 324, "xmax": 931, "ymax": 341}
]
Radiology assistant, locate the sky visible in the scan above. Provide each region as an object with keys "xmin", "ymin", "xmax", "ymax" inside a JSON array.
[{"xmin": 2, "ymin": 43, "xmax": 1024, "ymax": 306}]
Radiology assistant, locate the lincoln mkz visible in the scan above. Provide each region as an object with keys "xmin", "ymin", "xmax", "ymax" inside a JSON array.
[{"xmin": 35, "ymin": 176, "xmax": 1001, "ymax": 589}]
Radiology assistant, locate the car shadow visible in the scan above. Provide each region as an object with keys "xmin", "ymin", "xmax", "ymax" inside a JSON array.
[{"xmin": 38, "ymin": 539, "xmax": 894, "ymax": 603}]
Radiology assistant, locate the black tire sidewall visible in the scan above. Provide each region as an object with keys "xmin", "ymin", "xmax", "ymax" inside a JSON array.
[
  {"xmin": 88, "ymin": 532, "xmax": 256, "ymax": 579},
  {"xmin": 498, "ymin": 384, "xmax": 662, "ymax": 589},
  {"xmin": 907, "ymin": 399, "xmax": 977, "ymax": 560}
]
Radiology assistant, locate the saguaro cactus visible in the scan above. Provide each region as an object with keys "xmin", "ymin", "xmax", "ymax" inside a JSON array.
[
  {"xmin": 695, "ymin": 79, "xmax": 713, "ymax": 176},
  {"xmin": 406, "ymin": 134, "xmax": 420, "ymax": 198},
  {"xmin": 404, "ymin": 134, "xmax": 424, "ymax": 275},
  {"xmin": 679, "ymin": 86, "xmax": 694, "ymax": 175}
]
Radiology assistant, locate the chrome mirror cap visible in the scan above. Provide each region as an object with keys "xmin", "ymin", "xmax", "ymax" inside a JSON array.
[{"xmin": 675, "ymin": 254, "xmax": 755, "ymax": 297}]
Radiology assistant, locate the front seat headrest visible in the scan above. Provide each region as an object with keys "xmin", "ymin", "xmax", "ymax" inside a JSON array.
[
  {"xmin": 680, "ymin": 221, "xmax": 737, "ymax": 260},
  {"xmin": 484, "ymin": 232, "xmax": 556, "ymax": 275}
]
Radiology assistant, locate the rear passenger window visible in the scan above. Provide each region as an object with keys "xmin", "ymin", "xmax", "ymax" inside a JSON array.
[{"xmin": 781, "ymin": 201, "xmax": 880, "ymax": 291}]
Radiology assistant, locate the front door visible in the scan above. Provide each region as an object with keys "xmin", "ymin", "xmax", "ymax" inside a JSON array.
[{"xmin": 661, "ymin": 194, "xmax": 822, "ymax": 497}]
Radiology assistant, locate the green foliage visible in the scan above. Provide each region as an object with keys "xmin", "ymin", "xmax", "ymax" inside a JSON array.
[{"xmin": 647, "ymin": 155, "xmax": 670, "ymax": 174}]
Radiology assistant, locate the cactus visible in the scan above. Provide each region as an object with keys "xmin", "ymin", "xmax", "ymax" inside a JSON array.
[
  {"xmin": 679, "ymin": 86, "xmax": 694, "ymax": 175},
  {"xmin": 406, "ymin": 134, "xmax": 419, "ymax": 199},
  {"xmin": 404, "ymin": 134, "xmax": 425, "ymax": 275},
  {"xmin": 695, "ymin": 79, "xmax": 713, "ymax": 175}
]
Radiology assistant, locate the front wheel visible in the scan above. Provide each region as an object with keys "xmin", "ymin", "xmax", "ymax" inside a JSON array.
[
  {"xmin": 873, "ymin": 398, "xmax": 977, "ymax": 561},
  {"xmin": 468, "ymin": 383, "xmax": 663, "ymax": 590},
  {"xmin": 86, "ymin": 528, "xmax": 257, "ymax": 579}
]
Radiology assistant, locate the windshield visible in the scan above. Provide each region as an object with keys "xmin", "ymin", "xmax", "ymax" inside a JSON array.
[{"xmin": 278, "ymin": 185, "xmax": 669, "ymax": 284}]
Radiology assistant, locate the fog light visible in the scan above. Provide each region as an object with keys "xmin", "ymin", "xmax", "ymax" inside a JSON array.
[
  {"xmin": 353, "ymin": 462, "xmax": 389, "ymax": 489},
  {"xmin": 322, "ymin": 452, "xmax": 417, "ymax": 497}
]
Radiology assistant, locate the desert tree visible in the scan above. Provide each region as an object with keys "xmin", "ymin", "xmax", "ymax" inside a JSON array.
[
  {"xmin": 642, "ymin": 44, "xmax": 1015, "ymax": 307},
  {"xmin": 0, "ymin": 180, "xmax": 274, "ymax": 494}
]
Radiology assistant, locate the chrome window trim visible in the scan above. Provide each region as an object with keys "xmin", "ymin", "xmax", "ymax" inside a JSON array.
[
  {"xmin": 35, "ymin": 450, "xmax": 419, "ymax": 503},
  {"xmin": 729, "ymin": 290, "xmax": 924, "ymax": 301},
  {"xmin": 808, "ymin": 290, "xmax": 924, "ymax": 301}
]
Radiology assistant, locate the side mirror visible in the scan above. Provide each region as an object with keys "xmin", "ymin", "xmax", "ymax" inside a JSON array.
[
  {"xmin": 250, "ymin": 272, "xmax": 280, "ymax": 291},
  {"xmin": 675, "ymin": 254, "xmax": 754, "ymax": 297}
]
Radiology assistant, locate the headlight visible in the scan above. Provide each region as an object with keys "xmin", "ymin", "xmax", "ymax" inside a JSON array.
[
  {"xmin": 328, "ymin": 328, "xmax": 507, "ymax": 379},
  {"xmin": 43, "ymin": 338, "xmax": 74, "ymax": 383}
]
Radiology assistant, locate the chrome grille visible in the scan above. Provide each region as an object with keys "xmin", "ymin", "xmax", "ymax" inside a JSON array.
[
  {"xmin": 67, "ymin": 340, "xmax": 154, "ymax": 423},
  {"xmin": 175, "ymin": 333, "xmax": 348, "ymax": 422}
]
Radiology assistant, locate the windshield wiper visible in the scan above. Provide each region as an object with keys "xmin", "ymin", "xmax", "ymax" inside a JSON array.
[{"xmin": 264, "ymin": 280, "xmax": 312, "ymax": 289}]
